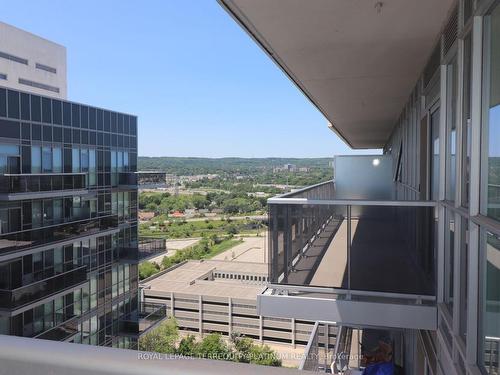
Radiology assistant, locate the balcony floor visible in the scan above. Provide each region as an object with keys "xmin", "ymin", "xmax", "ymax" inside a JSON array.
[{"xmin": 287, "ymin": 218, "xmax": 434, "ymax": 295}]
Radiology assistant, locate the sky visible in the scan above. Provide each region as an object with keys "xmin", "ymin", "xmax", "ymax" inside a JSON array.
[{"xmin": 1, "ymin": 0, "xmax": 380, "ymax": 158}]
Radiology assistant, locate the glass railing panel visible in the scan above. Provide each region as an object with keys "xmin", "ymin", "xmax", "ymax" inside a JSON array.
[
  {"xmin": 268, "ymin": 182, "xmax": 436, "ymax": 298},
  {"xmin": 117, "ymin": 172, "xmax": 137, "ymax": 186},
  {"xmin": 0, "ymin": 265, "xmax": 87, "ymax": 309},
  {"xmin": 119, "ymin": 302, "xmax": 167, "ymax": 336},
  {"xmin": 35, "ymin": 316, "xmax": 79, "ymax": 341},
  {"xmin": 118, "ymin": 238, "xmax": 167, "ymax": 262},
  {"xmin": 0, "ymin": 173, "xmax": 87, "ymax": 195},
  {"xmin": 348, "ymin": 204, "xmax": 435, "ymax": 295},
  {"xmin": 0, "ymin": 216, "xmax": 118, "ymax": 254},
  {"xmin": 269, "ymin": 202, "xmax": 348, "ymax": 288}
]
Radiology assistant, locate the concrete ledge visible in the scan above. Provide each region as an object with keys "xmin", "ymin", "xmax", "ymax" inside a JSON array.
[{"xmin": 257, "ymin": 294, "xmax": 437, "ymax": 331}]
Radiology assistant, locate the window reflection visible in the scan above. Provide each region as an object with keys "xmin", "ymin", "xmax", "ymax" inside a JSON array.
[
  {"xmin": 486, "ymin": 4, "xmax": 500, "ymax": 221},
  {"xmin": 482, "ymin": 232, "xmax": 500, "ymax": 373},
  {"xmin": 431, "ymin": 108, "xmax": 440, "ymax": 201},
  {"xmin": 446, "ymin": 57, "xmax": 458, "ymax": 201},
  {"xmin": 462, "ymin": 34, "xmax": 473, "ymax": 207}
]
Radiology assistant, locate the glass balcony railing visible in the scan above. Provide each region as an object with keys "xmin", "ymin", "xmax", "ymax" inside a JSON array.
[
  {"xmin": 118, "ymin": 172, "xmax": 138, "ymax": 186},
  {"xmin": 119, "ymin": 238, "xmax": 167, "ymax": 263},
  {"xmin": 268, "ymin": 181, "xmax": 436, "ymax": 298},
  {"xmin": 0, "ymin": 216, "xmax": 119, "ymax": 255},
  {"xmin": 119, "ymin": 302, "xmax": 167, "ymax": 337},
  {"xmin": 0, "ymin": 265, "xmax": 87, "ymax": 310},
  {"xmin": 35, "ymin": 316, "xmax": 80, "ymax": 342},
  {"xmin": 0, "ymin": 173, "xmax": 87, "ymax": 196}
]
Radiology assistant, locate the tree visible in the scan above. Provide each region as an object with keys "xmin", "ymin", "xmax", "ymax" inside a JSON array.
[
  {"xmin": 233, "ymin": 337, "xmax": 253, "ymax": 363},
  {"xmin": 196, "ymin": 333, "xmax": 232, "ymax": 361},
  {"xmin": 177, "ymin": 334, "xmax": 198, "ymax": 357},
  {"xmin": 227, "ymin": 225, "xmax": 239, "ymax": 235},
  {"xmin": 209, "ymin": 233, "xmax": 221, "ymax": 245},
  {"xmin": 191, "ymin": 194, "xmax": 208, "ymax": 210},
  {"xmin": 230, "ymin": 334, "xmax": 282, "ymax": 367},
  {"xmin": 139, "ymin": 318, "xmax": 179, "ymax": 353},
  {"xmin": 139, "ymin": 261, "xmax": 160, "ymax": 280},
  {"xmin": 145, "ymin": 203, "xmax": 158, "ymax": 212},
  {"xmin": 249, "ymin": 344, "xmax": 282, "ymax": 366}
]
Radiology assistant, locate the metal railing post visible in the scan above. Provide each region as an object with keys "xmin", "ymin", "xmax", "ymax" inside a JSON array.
[{"xmin": 347, "ymin": 205, "xmax": 351, "ymax": 291}]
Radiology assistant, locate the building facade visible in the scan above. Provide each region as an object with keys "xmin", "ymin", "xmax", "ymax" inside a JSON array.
[
  {"xmin": 0, "ymin": 22, "xmax": 67, "ymax": 99},
  {"xmin": 141, "ymin": 259, "xmax": 321, "ymax": 347},
  {"xmin": 0, "ymin": 86, "xmax": 166, "ymax": 349},
  {"xmin": 220, "ymin": 0, "xmax": 500, "ymax": 374}
]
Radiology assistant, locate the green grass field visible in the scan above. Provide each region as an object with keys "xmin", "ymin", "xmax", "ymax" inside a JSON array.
[{"xmin": 139, "ymin": 217, "xmax": 264, "ymax": 238}]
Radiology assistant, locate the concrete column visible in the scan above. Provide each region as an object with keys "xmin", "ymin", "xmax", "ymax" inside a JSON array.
[
  {"xmin": 170, "ymin": 292, "xmax": 174, "ymax": 317},
  {"xmin": 291, "ymin": 318, "xmax": 295, "ymax": 348},
  {"xmin": 199, "ymin": 295, "xmax": 203, "ymax": 337},
  {"xmin": 259, "ymin": 315, "xmax": 263, "ymax": 343},
  {"xmin": 228, "ymin": 297, "xmax": 232, "ymax": 337},
  {"xmin": 324, "ymin": 323, "xmax": 329, "ymax": 370}
]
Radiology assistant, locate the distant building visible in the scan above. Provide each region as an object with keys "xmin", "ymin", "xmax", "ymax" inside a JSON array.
[
  {"xmin": 141, "ymin": 260, "xmax": 323, "ymax": 347},
  {"xmin": 273, "ymin": 164, "xmax": 297, "ymax": 173},
  {"xmin": 137, "ymin": 171, "xmax": 167, "ymax": 185},
  {"xmin": 170, "ymin": 211, "xmax": 185, "ymax": 218},
  {"xmin": 0, "ymin": 21, "xmax": 67, "ymax": 98}
]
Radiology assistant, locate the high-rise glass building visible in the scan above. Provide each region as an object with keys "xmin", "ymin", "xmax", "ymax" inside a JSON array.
[{"xmin": 0, "ymin": 86, "xmax": 167, "ymax": 349}]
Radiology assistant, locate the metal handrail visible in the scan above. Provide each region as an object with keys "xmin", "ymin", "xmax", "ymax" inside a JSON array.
[
  {"xmin": 331, "ymin": 325, "xmax": 348, "ymax": 374},
  {"xmin": 266, "ymin": 284, "xmax": 436, "ymax": 303},
  {"xmin": 268, "ymin": 197, "xmax": 437, "ymax": 207},
  {"xmin": 275, "ymin": 180, "xmax": 334, "ymax": 199},
  {"xmin": 3, "ymin": 172, "xmax": 87, "ymax": 176},
  {"xmin": 298, "ymin": 321, "xmax": 320, "ymax": 370}
]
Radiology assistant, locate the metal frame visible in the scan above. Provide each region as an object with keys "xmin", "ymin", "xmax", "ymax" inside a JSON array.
[
  {"xmin": 265, "ymin": 284, "xmax": 436, "ymax": 303},
  {"xmin": 268, "ymin": 196, "xmax": 437, "ymax": 207}
]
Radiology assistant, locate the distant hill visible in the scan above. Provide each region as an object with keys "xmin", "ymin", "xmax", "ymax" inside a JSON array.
[{"xmin": 138, "ymin": 156, "xmax": 332, "ymax": 175}]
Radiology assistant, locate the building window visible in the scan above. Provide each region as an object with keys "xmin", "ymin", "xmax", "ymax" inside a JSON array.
[
  {"xmin": 0, "ymin": 51, "xmax": 28, "ymax": 65},
  {"xmin": 0, "ymin": 73, "xmax": 6, "ymax": 80},
  {"xmin": 42, "ymin": 147, "xmax": 52, "ymax": 173},
  {"xmin": 35, "ymin": 63, "xmax": 57, "ymax": 74},
  {"xmin": 431, "ymin": 108, "xmax": 440, "ymax": 200},
  {"xmin": 462, "ymin": 34, "xmax": 473, "ymax": 207},
  {"xmin": 480, "ymin": 231, "xmax": 500, "ymax": 373},
  {"xmin": 444, "ymin": 210, "xmax": 455, "ymax": 315},
  {"xmin": 446, "ymin": 56, "xmax": 458, "ymax": 201},
  {"xmin": 18, "ymin": 78, "xmax": 60, "ymax": 94},
  {"xmin": 31, "ymin": 146, "xmax": 41, "ymax": 174},
  {"xmin": 484, "ymin": 3, "xmax": 500, "ymax": 221},
  {"xmin": 459, "ymin": 218, "xmax": 468, "ymax": 343}
]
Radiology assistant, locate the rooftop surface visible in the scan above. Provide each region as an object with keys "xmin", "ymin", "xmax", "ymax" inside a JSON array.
[{"xmin": 142, "ymin": 259, "xmax": 267, "ymax": 300}]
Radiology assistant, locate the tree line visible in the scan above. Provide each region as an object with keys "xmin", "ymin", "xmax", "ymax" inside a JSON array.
[{"xmin": 139, "ymin": 318, "xmax": 282, "ymax": 367}]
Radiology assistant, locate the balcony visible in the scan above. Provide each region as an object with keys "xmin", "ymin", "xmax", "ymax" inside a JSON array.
[
  {"xmin": 35, "ymin": 316, "xmax": 80, "ymax": 342},
  {"xmin": 0, "ymin": 265, "xmax": 87, "ymax": 312},
  {"xmin": 0, "ymin": 216, "xmax": 119, "ymax": 258},
  {"xmin": 119, "ymin": 302, "xmax": 167, "ymax": 338},
  {"xmin": 260, "ymin": 156, "xmax": 437, "ymax": 330},
  {"xmin": 117, "ymin": 172, "xmax": 138, "ymax": 187},
  {"xmin": 0, "ymin": 173, "xmax": 87, "ymax": 200},
  {"xmin": 119, "ymin": 238, "xmax": 167, "ymax": 263}
]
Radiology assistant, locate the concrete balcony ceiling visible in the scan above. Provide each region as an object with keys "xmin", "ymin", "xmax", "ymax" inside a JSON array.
[{"xmin": 219, "ymin": 0, "xmax": 456, "ymax": 149}]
